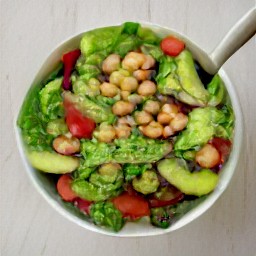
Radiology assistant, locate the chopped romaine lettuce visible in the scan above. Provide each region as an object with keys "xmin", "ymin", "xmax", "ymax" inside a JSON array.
[
  {"xmin": 157, "ymin": 51, "xmax": 210, "ymax": 106},
  {"xmin": 17, "ymin": 84, "xmax": 53, "ymax": 151},
  {"xmin": 207, "ymin": 74, "xmax": 226, "ymax": 106},
  {"xmin": 71, "ymin": 179, "xmax": 121, "ymax": 201},
  {"xmin": 39, "ymin": 78, "xmax": 64, "ymax": 120},
  {"xmin": 174, "ymin": 106, "xmax": 234, "ymax": 156},
  {"xmin": 141, "ymin": 44, "xmax": 164, "ymax": 61},
  {"xmin": 71, "ymin": 164, "xmax": 123, "ymax": 202},
  {"xmin": 123, "ymin": 163, "xmax": 151, "ymax": 181},
  {"xmin": 90, "ymin": 202, "xmax": 124, "ymax": 232},
  {"xmin": 64, "ymin": 91, "xmax": 116, "ymax": 124},
  {"xmin": 80, "ymin": 135, "xmax": 172, "ymax": 167}
]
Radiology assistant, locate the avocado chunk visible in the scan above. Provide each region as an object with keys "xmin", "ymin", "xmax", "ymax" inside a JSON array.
[
  {"xmin": 156, "ymin": 51, "xmax": 210, "ymax": 106},
  {"xmin": 27, "ymin": 151, "xmax": 79, "ymax": 174},
  {"xmin": 157, "ymin": 158, "xmax": 219, "ymax": 196},
  {"xmin": 176, "ymin": 50, "xmax": 209, "ymax": 105},
  {"xmin": 207, "ymin": 74, "xmax": 226, "ymax": 106},
  {"xmin": 132, "ymin": 170, "xmax": 160, "ymax": 195}
]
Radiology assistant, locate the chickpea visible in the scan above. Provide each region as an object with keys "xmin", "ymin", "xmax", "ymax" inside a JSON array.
[
  {"xmin": 100, "ymin": 82, "xmax": 119, "ymax": 97},
  {"xmin": 137, "ymin": 80, "xmax": 157, "ymax": 96},
  {"xmin": 170, "ymin": 113, "xmax": 188, "ymax": 131},
  {"xmin": 120, "ymin": 90, "xmax": 131, "ymax": 101},
  {"xmin": 143, "ymin": 100, "xmax": 161, "ymax": 115},
  {"xmin": 139, "ymin": 121, "xmax": 163, "ymax": 139},
  {"xmin": 120, "ymin": 76, "xmax": 138, "ymax": 92},
  {"xmin": 162, "ymin": 103, "xmax": 179, "ymax": 118},
  {"xmin": 119, "ymin": 69, "xmax": 131, "ymax": 76},
  {"xmin": 196, "ymin": 144, "xmax": 220, "ymax": 168},
  {"xmin": 53, "ymin": 135, "xmax": 80, "ymax": 155},
  {"xmin": 109, "ymin": 70, "xmax": 129, "ymax": 86},
  {"xmin": 157, "ymin": 112, "xmax": 172, "ymax": 125},
  {"xmin": 117, "ymin": 115, "xmax": 136, "ymax": 126},
  {"xmin": 102, "ymin": 54, "xmax": 121, "ymax": 74},
  {"xmin": 122, "ymin": 52, "xmax": 146, "ymax": 71},
  {"xmin": 133, "ymin": 70, "xmax": 153, "ymax": 81},
  {"xmin": 98, "ymin": 163, "xmax": 121, "ymax": 176},
  {"xmin": 141, "ymin": 55, "xmax": 155, "ymax": 70},
  {"xmin": 94, "ymin": 123, "xmax": 116, "ymax": 143},
  {"xmin": 128, "ymin": 94, "xmax": 143, "ymax": 105},
  {"xmin": 134, "ymin": 110, "xmax": 153, "ymax": 125},
  {"xmin": 112, "ymin": 100, "xmax": 135, "ymax": 116},
  {"xmin": 163, "ymin": 125, "xmax": 175, "ymax": 138},
  {"xmin": 115, "ymin": 124, "xmax": 132, "ymax": 139},
  {"xmin": 156, "ymin": 94, "xmax": 169, "ymax": 104}
]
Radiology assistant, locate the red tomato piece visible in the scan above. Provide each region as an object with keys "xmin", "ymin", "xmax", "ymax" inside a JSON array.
[
  {"xmin": 62, "ymin": 49, "xmax": 81, "ymax": 90},
  {"xmin": 160, "ymin": 36, "xmax": 185, "ymax": 57},
  {"xmin": 57, "ymin": 175, "xmax": 77, "ymax": 202},
  {"xmin": 148, "ymin": 186, "xmax": 184, "ymax": 208},
  {"xmin": 209, "ymin": 137, "xmax": 232, "ymax": 163},
  {"xmin": 74, "ymin": 198, "xmax": 92, "ymax": 215},
  {"xmin": 64, "ymin": 99, "xmax": 96, "ymax": 139},
  {"xmin": 112, "ymin": 192, "xmax": 150, "ymax": 219}
]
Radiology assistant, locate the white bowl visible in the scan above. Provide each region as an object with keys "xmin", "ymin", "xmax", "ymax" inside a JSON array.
[{"xmin": 15, "ymin": 22, "xmax": 244, "ymax": 237}]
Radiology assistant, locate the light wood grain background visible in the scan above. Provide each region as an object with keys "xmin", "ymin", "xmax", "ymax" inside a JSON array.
[{"xmin": 1, "ymin": 0, "xmax": 255, "ymax": 255}]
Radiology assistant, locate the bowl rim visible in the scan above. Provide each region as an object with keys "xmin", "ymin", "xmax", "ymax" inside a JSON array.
[{"xmin": 14, "ymin": 21, "xmax": 244, "ymax": 237}]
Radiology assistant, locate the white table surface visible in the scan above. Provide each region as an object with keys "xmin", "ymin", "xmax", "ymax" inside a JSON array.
[{"xmin": 1, "ymin": 0, "xmax": 256, "ymax": 255}]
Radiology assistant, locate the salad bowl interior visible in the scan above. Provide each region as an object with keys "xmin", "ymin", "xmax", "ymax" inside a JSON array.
[{"xmin": 15, "ymin": 22, "xmax": 243, "ymax": 237}]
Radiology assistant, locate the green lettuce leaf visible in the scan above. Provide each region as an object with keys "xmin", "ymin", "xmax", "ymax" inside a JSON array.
[
  {"xmin": 113, "ymin": 34, "xmax": 141, "ymax": 57},
  {"xmin": 90, "ymin": 202, "xmax": 124, "ymax": 232},
  {"xmin": 122, "ymin": 21, "xmax": 140, "ymax": 35},
  {"xmin": 113, "ymin": 135, "xmax": 171, "ymax": 164},
  {"xmin": 80, "ymin": 26, "xmax": 123, "ymax": 57},
  {"xmin": 39, "ymin": 77, "xmax": 64, "ymax": 120},
  {"xmin": 17, "ymin": 66, "xmax": 64, "ymax": 152},
  {"xmin": 64, "ymin": 91, "xmax": 116, "ymax": 124},
  {"xmin": 71, "ymin": 179, "xmax": 121, "ymax": 201},
  {"xmin": 156, "ymin": 50, "xmax": 210, "ymax": 106},
  {"xmin": 174, "ymin": 106, "xmax": 234, "ymax": 156},
  {"xmin": 80, "ymin": 140, "xmax": 116, "ymax": 167},
  {"xmin": 80, "ymin": 135, "xmax": 171, "ymax": 167},
  {"xmin": 207, "ymin": 74, "xmax": 226, "ymax": 106},
  {"xmin": 141, "ymin": 44, "xmax": 164, "ymax": 62},
  {"xmin": 123, "ymin": 163, "xmax": 152, "ymax": 181},
  {"xmin": 137, "ymin": 26, "xmax": 161, "ymax": 44}
]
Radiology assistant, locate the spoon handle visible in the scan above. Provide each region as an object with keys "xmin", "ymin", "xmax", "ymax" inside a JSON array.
[{"xmin": 210, "ymin": 8, "xmax": 256, "ymax": 70}]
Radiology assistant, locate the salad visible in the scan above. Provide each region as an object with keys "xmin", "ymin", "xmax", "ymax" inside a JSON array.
[{"xmin": 17, "ymin": 22, "xmax": 234, "ymax": 232}]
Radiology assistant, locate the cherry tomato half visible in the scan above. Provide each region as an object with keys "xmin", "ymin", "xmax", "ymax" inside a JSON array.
[
  {"xmin": 112, "ymin": 192, "xmax": 150, "ymax": 219},
  {"xmin": 160, "ymin": 36, "xmax": 185, "ymax": 57},
  {"xmin": 74, "ymin": 198, "xmax": 92, "ymax": 215},
  {"xmin": 209, "ymin": 137, "xmax": 232, "ymax": 163},
  {"xmin": 57, "ymin": 175, "xmax": 77, "ymax": 202},
  {"xmin": 64, "ymin": 99, "xmax": 96, "ymax": 139}
]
